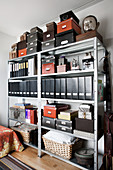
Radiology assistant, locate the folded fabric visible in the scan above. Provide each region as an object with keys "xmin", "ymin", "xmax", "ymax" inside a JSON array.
[{"xmin": 43, "ymin": 131, "xmax": 77, "ymax": 144}]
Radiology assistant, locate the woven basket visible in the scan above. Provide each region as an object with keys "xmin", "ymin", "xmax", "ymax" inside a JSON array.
[
  {"xmin": 42, "ymin": 137, "xmax": 83, "ymax": 159},
  {"xmin": 11, "ymin": 122, "xmax": 36, "ymax": 143}
]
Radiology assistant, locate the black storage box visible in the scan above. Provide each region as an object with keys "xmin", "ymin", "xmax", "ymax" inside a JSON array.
[
  {"xmin": 27, "ymin": 45, "xmax": 41, "ymax": 55},
  {"xmin": 27, "ymin": 32, "xmax": 43, "ymax": 43},
  {"xmin": 27, "ymin": 40, "xmax": 41, "ymax": 49},
  {"xmin": 30, "ymin": 26, "xmax": 43, "ymax": 34},
  {"xmin": 56, "ymin": 119, "xmax": 74, "ymax": 128},
  {"xmin": 42, "ymin": 39, "xmax": 55, "ymax": 51},
  {"xmin": 17, "ymin": 40, "xmax": 27, "ymax": 50},
  {"xmin": 60, "ymin": 10, "xmax": 79, "ymax": 24},
  {"xmin": 42, "ymin": 116, "xmax": 56, "ymax": 129},
  {"xmin": 75, "ymin": 118, "xmax": 94, "ymax": 133},
  {"xmin": 43, "ymin": 30, "xmax": 56, "ymax": 42},
  {"xmin": 55, "ymin": 29, "xmax": 77, "ymax": 47},
  {"xmin": 41, "ymin": 55, "xmax": 58, "ymax": 65},
  {"xmin": 56, "ymin": 124, "xmax": 73, "ymax": 133}
]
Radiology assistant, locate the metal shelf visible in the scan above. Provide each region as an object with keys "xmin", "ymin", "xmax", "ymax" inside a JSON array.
[
  {"xmin": 8, "ymin": 96, "xmax": 38, "ymax": 99},
  {"xmin": 9, "ymin": 118, "xmax": 38, "ymax": 127},
  {"xmin": 9, "ymin": 75, "xmax": 38, "ymax": 80},
  {"xmin": 41, "ymin": 98, "xmax": 94, "ymax": 104},
  {"xmin": 8, "ymin": 52, "xmax": 38, "ymax": 63},
  {"xmin": 41, "ymin": 148, "xmax": 93, "ymax": 170},
  {"xmin": 41, "ymin": 69, "xmax": 94, "ymax": 78},
  {"xmin": 41, "ymin": 126, "xmax": 94, "ymax": 141},
  {"xmin": 23, "ymin": 142, "xmax": 38, "ymax": 150}
]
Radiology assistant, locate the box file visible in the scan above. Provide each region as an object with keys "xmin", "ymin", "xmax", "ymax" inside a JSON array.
[
  {"xmin": 45, "ymin": 79, "xmax": 50, "ymax": 98},
  {"xmin": 55, "ymin": 78, "xmax": 60, "ymax": 99},
  {"xmin": 85, "ymin": 76, "xmax": 93, "ymax": 100},
  {"xmin": 72, "ymin": 77, "xmax": 78, "ymax": 99},
  {"xmin": 50, "ymin": 78, "xmax": 55, "ymax": 98},
  {"xmin": 67, "ymin": 78, "xmax": 72, "ymax": 99},
  {"xmin": 78, "ymin": 77, "xmax": 85, "ymax": 100},
  {"xmin": 41, "ymin": 79, "xmax": 46, "ymax": 98},
  {"xmin": 61, "ymin": 78, "xmax": 66, "ymax": 99}
]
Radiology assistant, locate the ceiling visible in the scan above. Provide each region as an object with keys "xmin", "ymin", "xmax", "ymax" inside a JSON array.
[{"xmin": 0, "ymin": 0, "xmax": 103, "ymax": 38}]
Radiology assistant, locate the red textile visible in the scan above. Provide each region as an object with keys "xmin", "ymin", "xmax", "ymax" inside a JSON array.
[{"xmin": 0, "ymin": 126, "xmax": 24, "ymax": 158}]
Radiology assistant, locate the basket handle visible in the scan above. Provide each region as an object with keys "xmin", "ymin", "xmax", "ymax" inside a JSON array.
[{"xmin": 15, "ymin": 121, "xmax": 23, "ymax": 126}]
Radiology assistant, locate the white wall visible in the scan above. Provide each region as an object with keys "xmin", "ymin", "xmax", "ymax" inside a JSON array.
[{"xmin": 0, "ymin": 32, "xmax": 16, "ymax": 126}]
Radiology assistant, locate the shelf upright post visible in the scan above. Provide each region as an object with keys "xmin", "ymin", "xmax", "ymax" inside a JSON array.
[
  {"xmin": 94, "ymin": 37, "xmax": 98, "ymax": 170},
  {"xmin": 38, "ymin": 52, "xmax": 42, "ymax": 157}
]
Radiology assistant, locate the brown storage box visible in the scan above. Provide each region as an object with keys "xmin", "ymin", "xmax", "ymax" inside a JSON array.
[
  {"xmin": 42, "ymin": 63, "xmax": 55, "ymax": 74},
  {"xmin": 57, "ymin": 18, "xmax": 81, "ymax": 34},
  {"xmin": 11, "ymin": 43, "xmax": 17, "ymax": 51},
  {"xmin": 75, "ymin": 118, "xmax": 94, "ymax": 133},
  {"xmin": 43, "ymin": 30, "xmax": 55, "ymax": 42},
  {"xmin": 9, "ymin": 51, "xmax": 17, "ymax": 59},
  {"xmin": 76, "ymin": 30, "xmax": 103, "ymax": 42},
  {"xmin": 46, "ymin": 22, "xmax": 57, "ymax": 32},
  {"xmin": 20, "ymin": 32, "xmax": 29, "ymax": 42},
  {"xmin": 17, "ymin": 40, "xmax": 27, "ymax": 50},
  {"xmin": 30, "ymin": 26, "xmax": 43, "ymax": 34},
  {"xmin": 18, "ymin": 48, "xmax": 27, "ymax": 57}
]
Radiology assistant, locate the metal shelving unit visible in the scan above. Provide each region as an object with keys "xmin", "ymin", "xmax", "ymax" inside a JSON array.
[
  {"xmin": 38, "ymin": 37, "xmax": 106, "ymax": 170},
  {"xmin": 8, "ymin": 37, "xmax": 106, "ymax": 169}
]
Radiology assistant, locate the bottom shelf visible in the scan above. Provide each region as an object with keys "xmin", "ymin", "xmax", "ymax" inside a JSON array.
[
  {"xmin": 23, "ymin": 142, "xmax": 38, "ymax": 150},
  {"xmin": 41, "ymin": 148, "xmax": 103, "ymax": 170}
]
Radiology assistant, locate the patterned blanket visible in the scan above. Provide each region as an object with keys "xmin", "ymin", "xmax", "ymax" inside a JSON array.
[{"xmin": 0, "ymin": 125, "xmax": 24, "ymax": 158}]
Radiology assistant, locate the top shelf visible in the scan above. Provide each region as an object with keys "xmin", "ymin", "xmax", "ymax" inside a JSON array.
[{"xmin": 8, "ymin": 38, "xmax": 105, "ymax": 63}]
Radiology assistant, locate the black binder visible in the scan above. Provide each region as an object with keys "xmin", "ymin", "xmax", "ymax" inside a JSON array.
[
  {"xmin": 67, "ymin": 78, "xmax": 72, "ymax": 99},
  {"xmin": 61, "ymin": 78, "xmax": 66, "ymax": 99},
  {"xmin": 41, "ymin": 79, "xmax": 46, "ymax": 98},
  {"xmin": 50, "ymin": 78, "xmax": 55, "ymax": 98},
  {"xmin": 25, "ymin": 60, "xmax": 28, "ymax": 76},
  {"xmin": 45, "ymin": 79, "xmax": 50, "ymax": 98},
  {"xmin": 55, "ymin": 78, "xmax": 61, "ymax": 99},
  {"xmin": 72, "ymin": 77, "xmax": 78, "ymax": 99},
  {"xmin": 78, "ymin": 77, "xmax": 85, "ymax": 100},
  {"xmin": 85, "ymin": 76, "xmax": 93, "ymax": 100}
]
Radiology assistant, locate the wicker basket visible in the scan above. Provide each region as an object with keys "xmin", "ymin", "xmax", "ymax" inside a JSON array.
[
  {"xmin": 42, "ymin": 137, "xmax": 83, "ymax": 159},
  {"xmin": 11, "ymin": 122, "xmax": 37, "ymax": 143}
]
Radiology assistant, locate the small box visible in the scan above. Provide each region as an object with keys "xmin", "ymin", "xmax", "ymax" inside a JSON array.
[
  {"xmin": 56, "ymin": 119, "xmax": 73, "ymax": 128},
  {"xmin": 18, "ymin": 48, "xmax": 27, "ymax": 57},
  {"xmin": 17, "ymin": 40, "xmax": 27, "ymax": 50},
  {"xmin": 27, "ymin": 45, "xmax": 41, "ymax": 55},
  {"xmin": 60, "ymin": 10, "xmax": 79, "ymax": 24},
  {"xmin": 78, "ymin": 112, "xmax": 93, "ymax": 120},
  {"xmin": 42, "ymin": 39, "xmax": 55, "ymax": 51},
  {"xmin": 27, "ymin": 32, "xmax": 43, "ymax": 43},
  {"xmin": 46, "ymin": 22, "xmax": 57, "ymax": 32},
  {"xmin": 55, "ymin": 29, "xmax": 77, "ymax": 47},
  {"xmin": 42, "ymin": 116, "xmax": 56, "ymax": 129},
  {"xmin": 43, "ymin": 30, "xmax": 55, "ymax": 42},
  {"xmin": 56, "ymin": 125, "xmax": 72, "ymax": 133},
  {"xmin": 30, "ymin": 26, "xmax": 43, "ymax": 34},
  {"xmin": 75, "ymin": 118, "xmax": 94, "ymax": 133},
  {"xmin": 9, "ymin": 107, "xmax": 26, "ymax": 122},
  {"xmin": 57, "ymin": 65, "xmax": 66, "ymax": 73},
  {"xmin": 57, "ymin": 18, "xmax": 81, "ymax": 34},
  {"xmin": 42, "ymin": 63, "xmax": 55, "ymax": 74}
]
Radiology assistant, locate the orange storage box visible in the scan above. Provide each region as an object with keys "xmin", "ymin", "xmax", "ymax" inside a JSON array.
[
  {"xmin": 18, "ymin": 48, "xmax": 27, "ymax": 57},
  {"xmin": 43, "ymin": 104, "xmax": 70, "ymax": 118},
  {"xmin": 42, "ymin": 63, "xmax": 55, "ymax": 74},
  {"xmin": 57, "ymin": 18, "xmax": 81, "ymax": 35}
]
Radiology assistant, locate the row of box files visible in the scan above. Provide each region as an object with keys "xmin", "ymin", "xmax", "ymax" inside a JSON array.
[
  {"xmin": 8, "ymin": 80, "xmax": 37, "ymax": 97},
  {"xmin": 41, "ymin": 76, "xmax": 94, "ymax": 100},
  {"xmin": 9, "ymin": 57, "xmax": 37, "ymax": 78}
]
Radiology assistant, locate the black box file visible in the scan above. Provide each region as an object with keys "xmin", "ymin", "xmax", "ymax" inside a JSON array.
[
  {"xmin": 72, "ymin": 77, "xmax": 78, "ymax": 99},
  {"xmin": 50, "ymin": 78, "xmax": 55, "ymax": 98},
  {"xmin": 55, "ymin": 78, "xmax": 61, "ymax": 99},
  {"xmin": 85, "ymin": 76, "xmax": 93, "ymax": 100},
  {"xmin": 45, "ymin": 79, "xmax": 50, "ymax": 98},
  {"xmin": 41, "ymin": 79, "xmax": 46, "ymax": 98},
  {"xmin": 67, "ymin": 78, "xmax": 72, "ymax": 99},
  {"xmin": 78, "ymin": 77, "xmax": 85, "ymax": 100},
  {"xmin": 61, "ymin": 78, "xmax": 66, "ymax": 99},
  {"xmin": 29, "ymin": 80, "xmax": 37, "ymax": 97}
]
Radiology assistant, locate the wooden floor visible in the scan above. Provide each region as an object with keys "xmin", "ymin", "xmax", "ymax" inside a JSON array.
[{"xmin": 11, "ymin": 146, "xmax": 81, "ymax": 170}]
